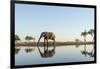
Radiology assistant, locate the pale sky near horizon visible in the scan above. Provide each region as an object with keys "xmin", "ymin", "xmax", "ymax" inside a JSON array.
[{"xmin": 15, "ymin": 3, "xmax": 94, "ymax": 42}]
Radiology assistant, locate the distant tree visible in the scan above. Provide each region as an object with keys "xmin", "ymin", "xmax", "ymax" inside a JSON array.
[
  {"xmin": 75, "ymin": 39, "xmax": 80, "ymax": 48},
  {"xmin": 75, "ymin": 39, "xmax": 79, "ymax": 42},
  {"xmin": 88, "ymin": 29, "xmax": 94, "ymax": 41},
  {"xmin": 15, "ymin": 34, "xmax": 20, "ymax": 41},
  {"xmin": 25, "ymin": 35, "xmax": 35, "ymax": 42},
  {"xmin": 81, "ymin": 30, "xmax": 88, "ymax": 42}
]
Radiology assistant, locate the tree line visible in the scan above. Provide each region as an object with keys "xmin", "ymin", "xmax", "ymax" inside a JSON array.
[
  {"xmin": 81, "ymin": 29, "xmax": 94, "ymax": 42},
  {"xmin": 15, "ymin": 29, "xmax": 94, "ymax": 42},
  {"xmin": 15, "ymin": 35, "xmax": 35, "ymax": 42}
]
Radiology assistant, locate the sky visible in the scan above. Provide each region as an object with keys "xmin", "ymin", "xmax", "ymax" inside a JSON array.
[{"xmin": 15, "ymin": 3, "xmax": 94, "ymax": 42}]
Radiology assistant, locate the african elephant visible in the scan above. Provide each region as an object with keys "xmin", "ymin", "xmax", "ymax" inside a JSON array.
[{"xmin": 37, "ymin": 32, "xmax": 56, "ymax": 51}]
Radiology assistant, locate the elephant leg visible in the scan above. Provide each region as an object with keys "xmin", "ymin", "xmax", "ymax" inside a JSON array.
[
  {"xmin": 44, "ymin": 38, "xmax": 46, "ymax": 52},
  {"xmin": 47, "ymin": 39, "xmax": 48, "ymax": 51}
]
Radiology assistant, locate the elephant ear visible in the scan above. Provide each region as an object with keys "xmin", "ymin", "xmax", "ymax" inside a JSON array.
[{"xmin": 51, "ymin": 32, "xmax": 55, "ymax": 38}]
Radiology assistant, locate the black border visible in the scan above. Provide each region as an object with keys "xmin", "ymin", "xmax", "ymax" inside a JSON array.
[{"xmin": 10, "ymin": 0, "xmax": 97, "ymax": 69}]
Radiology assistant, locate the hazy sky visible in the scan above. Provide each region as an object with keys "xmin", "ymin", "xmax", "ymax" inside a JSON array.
[{"xmin": 15, "ymin": 4, "xmax": 94, "ymax": 41}]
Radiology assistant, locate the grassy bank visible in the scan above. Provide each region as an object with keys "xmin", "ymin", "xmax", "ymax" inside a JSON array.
[{"xmin": 15, "ymin": 41, "xmax": 94, "ymax": 47}]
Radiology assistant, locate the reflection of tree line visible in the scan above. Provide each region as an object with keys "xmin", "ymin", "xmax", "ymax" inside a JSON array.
[
  {"xmin": 15, "ymin": 47, "xmax": 35, "ymax": 55},
  {"xmin": 15, "ymin": 45, "xmax": 94, "ymax": 58},
  {"xmin": 15, "ymin": 48, "xmax": 20, "ymax": 54},
  {"xmin": 75, "ymin": 42, "xmax": 94, "ymax": 58},
  {"xmin": 15, "ymin": 45, "xmax": 94, "ymax": 59},
  {"xmin": 15, "ymin": 47, "xmax": 55, "ymax": 58},
  {"xmin": 81, "ymin": 44, "xmax": 94, "ymax": 57}
]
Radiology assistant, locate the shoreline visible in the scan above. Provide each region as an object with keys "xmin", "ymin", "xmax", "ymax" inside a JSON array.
[{"xmin": 15, "ymin": 42, "xmax": 94, "ymax": 47}]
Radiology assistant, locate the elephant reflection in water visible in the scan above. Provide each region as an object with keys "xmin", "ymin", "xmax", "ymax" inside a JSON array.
[
  {"xmin": 37, "ymin": 32, "xmax": 56, "ymax": 58},
  {"xmin": 38, "ymin": 47, "xmax": 55, "ymax": 58}
]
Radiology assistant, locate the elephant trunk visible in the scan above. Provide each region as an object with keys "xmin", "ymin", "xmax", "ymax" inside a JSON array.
[
  {"xmin": 37, "ymin": 38, "xmax": 41, "ymax": 46},
  {"xmin": 37, "ymin": 35, "xmax": 42, "ymax": 46}
]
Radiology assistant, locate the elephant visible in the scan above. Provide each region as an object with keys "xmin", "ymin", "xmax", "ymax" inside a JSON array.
[{"xmin": 37, "ymin": 32, "xmax": 56, "ymax": 51}]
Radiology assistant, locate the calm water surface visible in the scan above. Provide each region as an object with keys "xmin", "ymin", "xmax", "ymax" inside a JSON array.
[{"xmin": 15, "ymin": 45, "xmax": 94, "ymax": 66}]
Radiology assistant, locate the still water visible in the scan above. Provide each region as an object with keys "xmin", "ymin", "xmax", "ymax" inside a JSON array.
[{"xmin": 15, "ymin": 45, "xmax": 94, "ymax": 66}]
